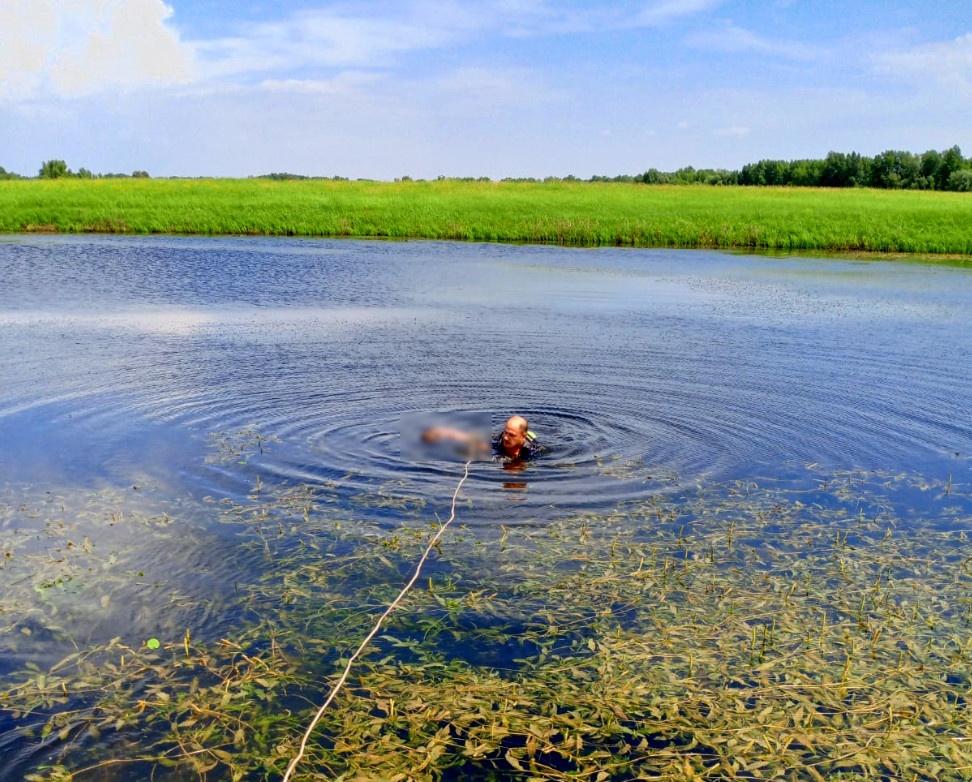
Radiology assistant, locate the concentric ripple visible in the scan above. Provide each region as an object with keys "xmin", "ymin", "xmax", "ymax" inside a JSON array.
[{"xmin": 1, "ymin": 236, "xmax": 970, "ymax": 527}]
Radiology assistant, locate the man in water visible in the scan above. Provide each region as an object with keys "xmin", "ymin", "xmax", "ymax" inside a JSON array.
[{"xmin": 422, "ymin": 415, "xmax": 541, "ymax": 462}]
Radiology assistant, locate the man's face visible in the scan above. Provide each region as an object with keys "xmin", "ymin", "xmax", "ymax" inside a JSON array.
[{"xmin": 501, "ymin": 423, "xmax": 526, "ymax": 453}]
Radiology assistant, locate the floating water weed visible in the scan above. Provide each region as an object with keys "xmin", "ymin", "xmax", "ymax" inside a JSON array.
[
  {"xmin": 205, "ymin": 429, "xmax": 283, "ymax": 473},
  {"xmin": 2, "ymin": 466, "xmax": 971, "ymax": 780}
]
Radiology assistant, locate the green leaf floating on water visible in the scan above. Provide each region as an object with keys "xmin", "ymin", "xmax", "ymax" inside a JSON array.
[{"xmin": 146, "ymin": 638, "xmax": 161, "ymax": 650}]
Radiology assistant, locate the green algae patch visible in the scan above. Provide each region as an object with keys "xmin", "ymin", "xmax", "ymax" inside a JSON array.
[{"xmin": 2, "ymin": 467, "xmax": 971, "ymax": 781}]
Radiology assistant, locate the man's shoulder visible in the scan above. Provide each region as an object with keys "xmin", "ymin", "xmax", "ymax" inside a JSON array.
[
  {"xmin": 492, "ymin": 430, "xmax": 544, "ymax": 459},
  {"xmin": 523, "ymin": 430, "xmax": 541, "ymax": 452}
]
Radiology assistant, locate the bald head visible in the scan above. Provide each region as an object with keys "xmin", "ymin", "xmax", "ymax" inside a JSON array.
[{"xmin": 506, "ymin": 415, "xmax": 528, "ymax": 435}]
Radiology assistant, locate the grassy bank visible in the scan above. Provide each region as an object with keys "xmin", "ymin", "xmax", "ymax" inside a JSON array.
[{"xmin": 1, "ymin": 178, "xmax": 971, "ymax": 254}]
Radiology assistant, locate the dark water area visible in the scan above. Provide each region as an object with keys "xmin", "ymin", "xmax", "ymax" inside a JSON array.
[{"xmin": 1, "ymin": 235, "xmax": 971, "ymax": 779}]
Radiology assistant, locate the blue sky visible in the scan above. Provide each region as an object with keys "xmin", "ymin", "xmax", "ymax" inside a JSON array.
[{"xmin": 2, "ymin": 0, "xmax": 971, "ymax": 178}]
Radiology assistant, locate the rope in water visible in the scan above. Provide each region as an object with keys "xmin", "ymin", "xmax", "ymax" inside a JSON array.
[{"xmin": 281, "ymin": 459, "xmax": 473, "ymax": 782}]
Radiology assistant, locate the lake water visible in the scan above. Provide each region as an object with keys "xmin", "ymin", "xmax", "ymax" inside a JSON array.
[
  {"xmin": 1, "ymin": 235, "xmax": 971, "ymax": 778},
  {"xmin": 2, "ymin": 236, "xmax": 969, "ymax": 507}
]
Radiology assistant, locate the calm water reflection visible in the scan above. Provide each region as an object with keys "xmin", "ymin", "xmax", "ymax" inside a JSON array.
[
  {"xmin": 1, "ymin": 235, "xmax": 969, "ymax": 517},
  {"xmin": 1, "ymin": 235, "xmax": 971, "ymax": 778}
]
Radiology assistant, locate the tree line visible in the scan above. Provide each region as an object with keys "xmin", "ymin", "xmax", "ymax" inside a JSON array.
[
  {"xmin": 511, "ymin": 146, "xmax": 970, "ymax": 191},
  {"xmin": 584, "ymin": 146, "xmax": 971, "ymax": 191},
  {"xmin": 3, "ymin": 147, "xmax": 971, "ymax": 190},
  {"xmin": 0, "ymin": 160, "xmax": 150, "ymax": 180},
  {"xmin": 736, "ymin": 146, "xmax": 971, "ymax": 191}
]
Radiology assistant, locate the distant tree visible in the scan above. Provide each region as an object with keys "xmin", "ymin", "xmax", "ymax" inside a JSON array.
[
  {"xmin": 919, "ymin": 149, "xmax": 942, "ymax": 187},
  {"xmin": 0, "ymin": 165, "xmax": 22, "ymax": 180},
  {"xmin": 745, "ymin": 160, "xmax": 789, "ymax": 186},
  {"xmin": 819, "ymin": 151, "xmax": 869, "ymax": 187},
  {"xmin": 719, "ymin": 169, "xmax": 740, "ymax": 185},
  {"xmin": 638, "ymin": 168, "xmax": 672, "ymax": 184},
  {"xmin": 689, "ymin": 168, "xmax": 737, "ymax": 186},
  {"xmin": 738, "ymin": 162, "xmax": 764, "ymax": 186},
  {"xmin": 739, "ymin": 160, "xmax": 791, "ymax": 186},
  {"xmin": 673, "ymin": 166, "xmax": 698, "ymax": 184},
  {"xmin": 785, "ymin": 159, "xmax": 821, "ymax": 186},
  {"xmin": 132, "ymin": 170, "xmax": 150, "ymax": 178},
  {"xmin": 77, "ymin": 167, "xmax": 94, "ymax": 179},
  {"xmin": 39, "ymin": 159, "xmax": 71, "ymax": 179},
  {"xmin": 937, "ymin": 145, "xmax": 964, "ymax": 191},
  {"xmin": 820, "ymin": 152, "xmax": 848, "ymax": 187},
  {"xmin": 767, "ymin": 160, "xmax": 790, "ymax": 186},
  {"xmin": 901, "ymin": 153, "xmax": 921, "ymax": 188},
  {"xmin": 634, "ymin": 144, "xmax": 965, "ymax": 190},
  {"xmin": 257, "ymin": 172, "xmax": 308, "ymax": 180},
  {"xmin": 947, "ymin": 169, "xmax": 972, "ymax": 192},
  {"xmin": 869, "ymin": 150, "xmax": 920, "ymax": 189}
]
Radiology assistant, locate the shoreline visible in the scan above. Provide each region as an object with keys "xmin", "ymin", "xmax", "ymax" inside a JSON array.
[{"xmin": 2, "ymin": 179, "xmax": 970, "ymax": 256}]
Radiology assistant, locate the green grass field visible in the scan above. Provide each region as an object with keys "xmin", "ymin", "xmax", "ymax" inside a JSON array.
[{"xmin": 1, "ymin": 178, "xmax": 971, "ymax": 255}]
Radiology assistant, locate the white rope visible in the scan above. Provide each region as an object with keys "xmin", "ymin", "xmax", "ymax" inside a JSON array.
[{"xmin": 282, "ymin": 460, "xmax": 473, "ymax": 782}]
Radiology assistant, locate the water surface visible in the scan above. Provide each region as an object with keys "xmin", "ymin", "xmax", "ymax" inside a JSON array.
[
  {"xmin": 2, "ymin": 236, "xmax": 968, "ymax": 512},
  {"xmin": 1, "ymin": 235, "xmax": 971, "ymax": 777}
]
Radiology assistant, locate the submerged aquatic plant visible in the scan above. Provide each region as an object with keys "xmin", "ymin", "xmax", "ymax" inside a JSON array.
[{"xmin": 1, "ymin": 465, "xmax": 971, "ymax": 780}]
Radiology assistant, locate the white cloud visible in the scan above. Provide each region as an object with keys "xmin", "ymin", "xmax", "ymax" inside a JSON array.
[
  {"xmin": 0, "ymin": 1, "xmax": 729, "ymax": 102},
  {"xmin": 256, "ymin": 73, "xmax": 382, "ymax": 96},
  {"xmin": 0, "ymin": 0, "xmax": 195, "ymax": 100},
  {"xmin": 493, "ymin": 0, "xmax": 726, "ymax": 35},
  {"xmin": 636, "ymin": 0, "xmax": 725, "ymax": 27},
  {"xmin": 686, "ymin": 23, "xmax": 822, "ymax": 61},
  {"xmin": 713, "ymin": 125, "xmax": 749, "ymax": 137},
  {"xmin": 488, "ymin": 0, "xmax": 726, "ymax": 36},
  {"xmin": 874, "ymin": 33, "xmax": 972, "ymax": 94},
  {"xmin": 195, "ymin": 10, "xmax": 457, "ymax": 79},
  {"xmin": 434, "ymin": 66, "xmax": 566, "ymax": 111},
  {"xmin": 191, "ymin": 1, "xmax": 727, "ymax": 81}
]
